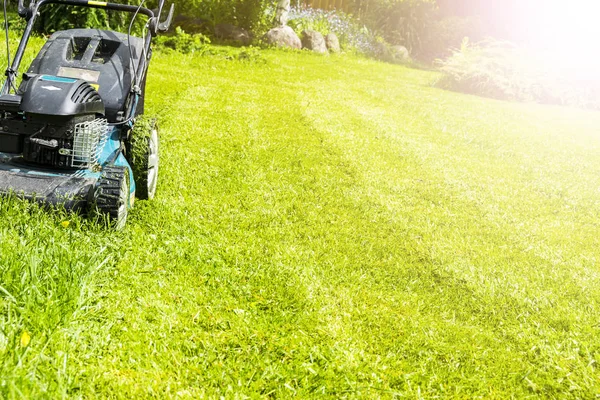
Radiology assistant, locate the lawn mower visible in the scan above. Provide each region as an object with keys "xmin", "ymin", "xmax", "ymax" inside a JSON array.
[{"xmin": 0, "ymin": 0, "xmax": 174, "ymax": 228}]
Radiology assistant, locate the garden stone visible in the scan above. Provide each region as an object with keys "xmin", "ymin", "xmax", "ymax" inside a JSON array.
[
  {"xmin": 214, "ymin": 23, "xmax": 251, "ymax": 46},
  {"xmin": 301, "ymin": 30, "xmax": 327, "ymax": 54},
  {"xmin": 264, "ymin": 26, "xmax": 302, "ymax": 49},
  {"xmin": 373, "ymin": 42, "xmax": 392, "ymax": 61},
  {"xmin": 325, "ymin": 33, "xmax": 340, "ymax": 53},
  {"xmin": 391, "ymin": 45, "xmax": 411, "ymax": 62}
]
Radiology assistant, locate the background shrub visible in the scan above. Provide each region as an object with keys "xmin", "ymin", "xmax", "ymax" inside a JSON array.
[
  {"xmin": 35, "ymin": 1, "xmax": 150, "ymax": 33},
  {"xmin": 176, "ymin": 0, "xmax": 273, "ymax": 34},
  {"xmin": 31, "ymin": 0, "xmax": 273, "ymax": 37},
  {"xmin": 362, "ymin": 0, "xmax": 436, "ymax": 55},
  {"xmin": 154, "ymin": 26, "xmax": 210, "ymax": 54},
  {"xmin": 419, "ymin": 14, "xmax": 481, "ymax": 61},
  {"xmin": 436, "ymin": 38, "xmax": 600, "ymax": 110},
  {"xmin": 354, "ymin": 0, "xmax": 482, "ymax": 61}
]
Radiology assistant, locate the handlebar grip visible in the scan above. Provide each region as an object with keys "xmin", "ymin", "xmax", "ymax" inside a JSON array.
[
  {"xmin": 18, "ymin": 0, "xmax": 28, "ymax": 18},
  {"xmin": 157, "ymin": 3, "xmax": 174, "ymax": 32}
]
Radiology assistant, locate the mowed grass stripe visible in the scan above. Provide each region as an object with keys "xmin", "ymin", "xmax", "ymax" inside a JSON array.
[
  {"xmin": 75, "ymin": 52, "xmax": 416, "ymax": 397},
  {"xmin": 289, "ymin": 55, "xmax": 599, "ymax": 396},
  {"xmin": 301, "ymin": 58, "xmax": 600, "ymax": 395}
]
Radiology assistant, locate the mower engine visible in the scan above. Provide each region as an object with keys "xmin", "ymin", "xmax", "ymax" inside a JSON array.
[{"xmin": 0, "ymin": 73, "xmax": 107, "ymax": 169}]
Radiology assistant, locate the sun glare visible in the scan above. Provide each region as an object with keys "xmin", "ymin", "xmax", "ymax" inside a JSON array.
[{"xmin": 514, "ymin": 0, "xmax": 600, "ymax": 81}]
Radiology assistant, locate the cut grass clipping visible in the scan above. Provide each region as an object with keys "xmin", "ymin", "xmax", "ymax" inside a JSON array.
[{"xmin": 1, "ymin": 43, "xmax": 600, "ymax": 398}]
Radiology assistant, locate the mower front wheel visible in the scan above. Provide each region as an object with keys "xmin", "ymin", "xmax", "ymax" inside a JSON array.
[
  {"xmin": 128, "ymin": 116, "xmax": 159, "ymax": 200},
  {"xmin": 92, "ymin": 166, "xmax": 130, "ymax": 230}
]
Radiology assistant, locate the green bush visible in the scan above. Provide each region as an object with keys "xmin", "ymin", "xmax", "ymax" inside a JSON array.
[
  {"xmin": 155, "ymin": 26, "xmax": 210, "ymax": 54},
  {"xmin": 365, "ymin": 0, "xmax": 436, "ymax": 55},
  {"xmin": 5, "ymin": 11, "xmax": 27, "ymax": 32},
  {"xmin": 35, "ymin": 1, "xmax": 152, "ymax": 34},
  {"xmin": 436, "ymin": 38, "xmax": 600, "ymax": 110},
  {"xmin": 419, "ymin": 15, "xmax": 482, "ymax": 62},
  {"xmin": 15, "ymin": 0, "xmax": 272, "ymax": 38},
  {"xmin": 436, "ymin": 38, "xmax": 520, "ymax": 100},
  {"xmin": 287, "ymin": 7, "xmax": 333, "ymax": 36},
  {"xmin": 177, "ymin": 0, "xmax": 273, "ymax": 35},
  {"xmin": 335, "ymin": 0, "xmax": 481, "ymax": 62}
]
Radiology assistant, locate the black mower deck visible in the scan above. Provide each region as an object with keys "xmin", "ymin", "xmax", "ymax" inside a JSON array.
[{"xmin": 0, "ymin": 156, "xmax": 96, "ymax": 210}]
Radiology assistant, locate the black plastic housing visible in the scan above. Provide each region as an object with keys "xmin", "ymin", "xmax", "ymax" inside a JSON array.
[
  {"xmin": 19, "ymin": 74, "xmax": 104, "ymax": 116},
  {"xmin": 27, "ymin": 29, "xmax": 144, "ymax": 122}
]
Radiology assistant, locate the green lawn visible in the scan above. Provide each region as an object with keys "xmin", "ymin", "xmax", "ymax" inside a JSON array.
[{"xmin": 2, "ymin": 45, "xmax": 600, "ymax": 398}]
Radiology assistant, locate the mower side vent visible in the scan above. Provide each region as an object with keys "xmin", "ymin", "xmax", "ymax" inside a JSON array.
[
  {"xmin": 70, "ymin": 118, "xmax": 108, "ymax": 168},
  {"xmin": 71, "ymin": 83, "xmax": 101, "ymax": 104}
]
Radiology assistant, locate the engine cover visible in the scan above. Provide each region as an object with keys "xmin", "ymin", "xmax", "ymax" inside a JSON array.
[
  {"xmin": 27, "ymin": 29, "xmax": 145, "ymax": 122},
  {"xmin": 19, "ymin": 74, "xmax": 105, "ymax": 117}
]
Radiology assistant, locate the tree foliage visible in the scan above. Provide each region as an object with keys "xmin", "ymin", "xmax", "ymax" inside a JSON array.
[
  {"xmin": 33, "ymin": 0, "xmax": 275, "ymax": 36},
  {"xmin": 343, "ymin": 0, "xmax": 480, "ymax": 61},
  {"xmin": 33, "ymin": 0, "xmax": 156, "ymax": 34},
  {"xmin": 177, "ymin": 0, "xmax": 274, "ymax": 32}
]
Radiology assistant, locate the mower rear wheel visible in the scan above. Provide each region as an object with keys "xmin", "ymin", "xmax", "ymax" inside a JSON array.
[
  {"xmin": 93, "ymin": 166, "xmax": 130, "ymax": 230},
  {"xmin": 128, "ymin": 116, "xmax": 159, "ymax": 200}
]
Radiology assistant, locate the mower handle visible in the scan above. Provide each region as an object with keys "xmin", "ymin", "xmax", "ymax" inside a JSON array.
[
  {"xmin": 157, "ymin": 3, "xmax": 174, "ymax": 33},
  {"xmin": 17, "ymin": 0, "xmax": 31, "ymax": 19},
  {"xmin": 16, "ymin": 0, "xmax": 174, "ymax": 34},
  {"xmin": 149, "ymin": 0, "xmax": 174, "ymax": 35},
  {"xmin": 17, "ymin": 0, "xmax": 159, "ymax": 21}
]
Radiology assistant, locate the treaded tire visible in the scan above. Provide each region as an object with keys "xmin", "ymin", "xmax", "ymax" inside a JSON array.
[
  {"xmin": 93, "ymin": 166, "xmax": 130, "ymax": 230},
  {"xmin": 127, "ymin": 116, "xmax": 158, "ymax": 200}
]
